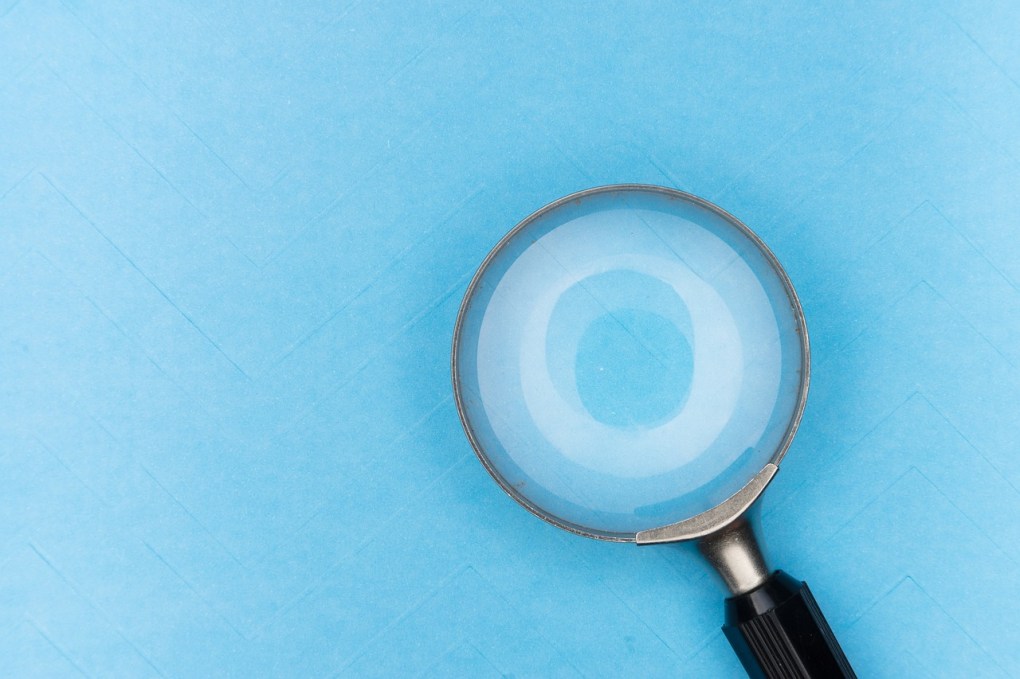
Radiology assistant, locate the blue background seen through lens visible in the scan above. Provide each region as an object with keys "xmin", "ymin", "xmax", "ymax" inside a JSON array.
[{"xmin": 455, "ymin": 188, "xmax": 805, "ymax": 537}]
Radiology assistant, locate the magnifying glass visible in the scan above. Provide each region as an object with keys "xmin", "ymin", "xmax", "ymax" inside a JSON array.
[{"xmin": 452, "ymin": 185, "xmax": 855, "ymax": 678}]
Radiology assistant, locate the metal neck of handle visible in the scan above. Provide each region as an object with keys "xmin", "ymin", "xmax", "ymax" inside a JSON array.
[{"xmin": 697, "ymin": 513, "xmax": 770, "ymax": 595}]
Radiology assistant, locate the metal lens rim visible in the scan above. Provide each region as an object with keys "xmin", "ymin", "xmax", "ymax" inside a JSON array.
[{"xmin": 450, "ymin": 184, "xmax": 810, "ymax": 542}]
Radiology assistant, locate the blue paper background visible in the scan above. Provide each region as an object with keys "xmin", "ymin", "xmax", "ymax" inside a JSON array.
[{"xmin": 3, "ymin": 1, "xmax": 1020, "ymax": 677}]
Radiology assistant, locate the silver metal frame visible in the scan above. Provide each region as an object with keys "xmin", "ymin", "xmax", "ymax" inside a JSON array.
[{"xmin": 451, "ymin": 184, "xmax": 810, "ymax": 550}]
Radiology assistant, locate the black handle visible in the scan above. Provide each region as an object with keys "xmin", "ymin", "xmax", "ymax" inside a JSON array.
[{"xmin": 723, "ymin": 570, "xmax": 856, "ymax": 679}]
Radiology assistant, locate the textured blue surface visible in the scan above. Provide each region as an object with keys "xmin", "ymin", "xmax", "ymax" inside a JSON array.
[{"xmin": 2, "ymin": 1, "xmax": 1020, "ymax": 677}]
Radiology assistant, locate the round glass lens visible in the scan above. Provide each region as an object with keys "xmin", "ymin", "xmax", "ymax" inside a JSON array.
[{"xmin": 453, "ymin": 187, "xmax": 806, "ymax": 538}]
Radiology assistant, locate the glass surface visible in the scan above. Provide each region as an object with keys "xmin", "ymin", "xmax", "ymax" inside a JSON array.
[{"xmin": 454, "ymin": 188, "xmax": 806, "ymax": 537}]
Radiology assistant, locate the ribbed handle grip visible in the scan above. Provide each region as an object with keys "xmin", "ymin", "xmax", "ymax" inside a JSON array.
[{"xmin": 723, "ymin": 571, "xmax": 855, "ymax": 679}]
